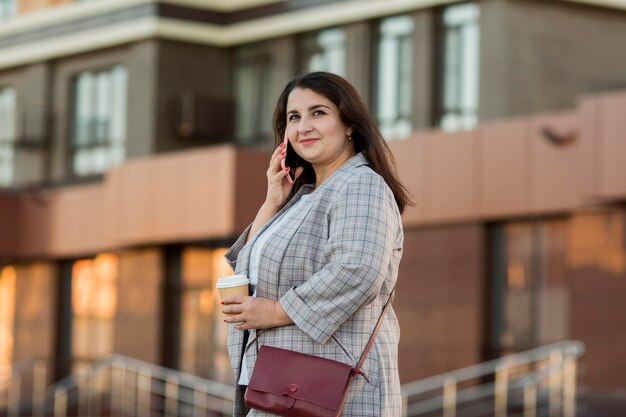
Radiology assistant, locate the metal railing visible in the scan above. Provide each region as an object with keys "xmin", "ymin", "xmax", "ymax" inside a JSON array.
[
  {"xmin": 401, "ymin": 340, "xmax": 585, "ymax": 417},
  {"xmin": 0, "ymin": 357, "xmax": 51, "ymax": 417},
  {"xmin": 1, "ymin": 354, "xmax": 234, "ymax": 417},
  {"xmin": 1, "ymin": 341, "xmax": 584, "ymax": 417}
]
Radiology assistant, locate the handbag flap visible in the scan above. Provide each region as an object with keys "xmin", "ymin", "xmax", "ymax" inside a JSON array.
[{"xmin": 248, "ymin": 345, "xmax": 354, "ymax": 411}]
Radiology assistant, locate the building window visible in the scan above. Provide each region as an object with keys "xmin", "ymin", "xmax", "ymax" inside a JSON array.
[
  {"xmin": 0, "ymin": 266, "xmax": 16, "ymax": 382},
  {"xmin": 489, "ymin": 218, "xmax": 573, "ymax": 356},
  {"xmin": 0, "ymin": 87, "xmax": 17, "ymax": 187},
  {"xmin": 300, "ymin": 28, "xmax": 346, "ymax": 76},
  {"xmin": 179, "ymin": 247, "xmax": 233, "ymax": 383},
  {"xmin": 71, "ymin": 253, "xmax": 118, "ymax": 371},
  {"xmin": 0, "ymin": 0, "xmax": 17, "ymax": 21},
  {"xmin": 437, "ymin": 2, "xmax": 480, "ymax": 132},
  {"xmin": 376, "ymin": 15, "xmax": 414, "ymax": 140},
  {"xmin": 234, "ymin": 47, "xmax": 274, "ymax": 147},
  {"xmin": 71, "ymin": 65, "xmax": 127, "ymax": 176}
]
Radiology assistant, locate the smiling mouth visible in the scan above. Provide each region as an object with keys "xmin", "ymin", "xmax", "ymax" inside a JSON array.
[{"xmin": 300, "ymin": 138, "xmax": 319, "ymax": 143}]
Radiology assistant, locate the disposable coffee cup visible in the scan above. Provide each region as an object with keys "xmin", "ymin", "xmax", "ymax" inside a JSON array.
[{"xmin": 216, "ymin": 275, "xmax": 249, "ymax": 314}]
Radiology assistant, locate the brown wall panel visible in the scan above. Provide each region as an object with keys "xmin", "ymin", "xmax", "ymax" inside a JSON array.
[
  {"xmin": 10, "ymin": 146, "xmax": 238, "ymax": 258},
  {"xmin": 425, "ymin": 131, "xmax": 479, "ymax": 222},
  {"xmin": 391, "ymin": 136, "xmax": 429, "ymax": 228},
  {"xmin": 396, "ymin": 225, "xmax": 484, "ymax": 382},
  {"xmin": 600, "ymin": 93, "xmax": 626, "ymax": 198},
  {"xmin": 50, "ymin": 185, "xmax": 105, "ymax": 257},
  {"xmin": 529, "ymin": 112, "xmax": 582, "ymax": 213},
  {"xmin": 577, "ymin": 97, "xmax": 602, "ymax": 200},
  {"xmin": 18, "ymin": 191, "xmax": 54, "ymax": 257},
  {"xmin": 234, "ymin": 148, "xmax": 273, "ymax": 233},
  {"xmin": 478, "ymin": 119, "xmax": 531, "ymax": 218},
  {"xmin": 115, "ymin": 158, "xmax": 156, "ymax": 246},
  {"xmin": 0, "ymin": 196, "xmax": 20, "ymax": 257},
  {"xmin": 112, "ymin": 146, "xmax": 236, "ymax": 247}
]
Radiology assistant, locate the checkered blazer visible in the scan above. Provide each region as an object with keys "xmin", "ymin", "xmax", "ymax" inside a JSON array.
[{"xmin": 224, "ymin": 153, "xmax": 404, "ymax": 417}]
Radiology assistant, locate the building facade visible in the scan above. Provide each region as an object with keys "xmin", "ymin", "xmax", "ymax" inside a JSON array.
[{"xmin": 1, "ymin": 0, "xmax": 626, "ymax": 401}]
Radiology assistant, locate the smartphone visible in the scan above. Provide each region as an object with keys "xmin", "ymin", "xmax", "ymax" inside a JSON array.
[{"xmin": 281, "ymin": 136, "xmax": 299, "ymax": 184}]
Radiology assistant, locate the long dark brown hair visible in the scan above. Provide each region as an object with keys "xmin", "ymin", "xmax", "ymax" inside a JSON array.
[{"xmin": 273, "ymin": 71, "xmax": 413, "ymax": 213}]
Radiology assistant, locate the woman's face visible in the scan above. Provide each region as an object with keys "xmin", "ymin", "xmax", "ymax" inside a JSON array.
[{"xmin": 285, "ymin": 87, "xmax": 353, "ymax": 169}]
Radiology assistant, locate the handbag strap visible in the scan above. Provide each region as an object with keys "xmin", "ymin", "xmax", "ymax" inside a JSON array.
[{"xmin": 354, "ymin": 289, "xmax": 395, "ymax": 372}]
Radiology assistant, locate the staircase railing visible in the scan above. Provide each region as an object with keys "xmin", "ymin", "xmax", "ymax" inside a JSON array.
[
  {"xmin": 51, "ymin": 354, "xmax": 234, "ymax": 417},
  {"xmin": 1, "ymin": 341, "xmax": 584, "ymax": 417},
  {"xmin": 1, "ymin": 354, "xmax": 234, "ymax": 417},
  {"xmin": 401, "ymin": 340, "xmax": 585, "ymax": 417},
  {"xmin": 0, "ymin": 357, "xmax": 50, "ymax": 417}
]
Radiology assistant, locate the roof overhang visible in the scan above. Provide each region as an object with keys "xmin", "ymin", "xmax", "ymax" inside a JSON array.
[{"xmin": 0, "ymin": 0, "xmax": 624, "ymax": 71}]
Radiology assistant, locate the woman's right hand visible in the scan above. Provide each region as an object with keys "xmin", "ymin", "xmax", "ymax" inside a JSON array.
[
  {"xmin": 245, "ymin": 140, "xmax": 304, "ymax": 243},
  {"xmin": 265, "ymin": 140, "xmax": 303, "ymax": 209}
]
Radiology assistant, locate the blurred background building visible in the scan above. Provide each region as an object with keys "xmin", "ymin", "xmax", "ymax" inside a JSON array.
[{"xmin": 0, "ymin": 0, "xmax": 625, "ymax": 415}]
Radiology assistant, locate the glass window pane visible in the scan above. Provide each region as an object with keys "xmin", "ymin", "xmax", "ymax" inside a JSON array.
[
  {"xmin": 71, "ymin": 254, "xmax": 118, "ymax": 370},
  {"xmin": 179, "ymin": 247, "xmax": 233, "ymax": 383},
  {"xmin": 0, "ymin": 87, "xmax": 17, "ymax": 186},
  {"xmin": 0, "ymin": 0, "xmax": 17, "ymax": 20},
  {"xmin": 234, "ymin": 50, "xmax": 273, "ymax": 146},
  {"xmin": 376, "ymin": 15, "xmax": 414, "ymax": 140},
  {"xmin": 302, "ymin": 28, "xmax": 346, "ymax": 76},
  {"xmin": 74, "ymin": 73, "xmax": 93, "ymax": 147},
  {"xmin": 72, "ymin": 67, "xmax": 127, "ymax": 176},
  {"xmin": 110, "ymin": 66, "xmax": 128, "ymax": 144},
  {"xmin": 95, "ymin": 72, "xmax": 111, "ymax": 143},
  {"xmin": 0, "ymin": 266, "xmax": 16, "ymax": 381},
  {"xmin": 439, "ymin": 3, "xmax": 480, "ymax": 132}
]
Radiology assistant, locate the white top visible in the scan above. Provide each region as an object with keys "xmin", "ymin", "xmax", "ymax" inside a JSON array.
[{"xmin": 238, "ymin": 194, "xmax": 311, "ymax": 385}]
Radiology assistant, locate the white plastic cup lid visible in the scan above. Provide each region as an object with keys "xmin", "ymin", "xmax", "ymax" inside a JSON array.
[{"xmin": 216, "ymin": 275, "xmax": 249, "ymax": 288}]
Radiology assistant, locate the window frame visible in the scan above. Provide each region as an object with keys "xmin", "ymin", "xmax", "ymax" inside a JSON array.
[
  {"xmin": 298, "ymin": 26, "xmax": 347, "ymax": 76},
  {"xmin": 0, "ymin": 0, "xmax": 17, "ymax": 21},
  {"xmin": 233, "ymin": 44, "xmax": 275, "ymax": 147},
  {"xmin": 373, "ymin": 14, "xmax": 416, "ymax": 141},
  {"xmin": 0, "ymin": 86, "xmax": 17, "ymax": 187},
  {"xmin": 68, "ymin": 65, "xmax": 128, "ymax": 177},
  {"xmin": 433, "ymin": 2, "xmax": 481, "ymax": 132}
]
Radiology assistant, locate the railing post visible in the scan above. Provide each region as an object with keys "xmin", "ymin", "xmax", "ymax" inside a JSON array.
[
  {"xmin": 89, "ymin": 369, "xmax": 102, "ymax": 417},
  {"xmin": 523, "ymin": 383, "xmax": 537, "ymax": 417},
  {"xmin": 563, "ymin": 352, "xmax": 577, "ymax": 417},
  {"xmin": 165, "ymin": 374, "xmax": 180, "ymax": 417},
  {"xmin": 401, "ymin": 392, "xmax": 408, "ymax": 417},
  {"xmin": 138, "ymin": 367, "xmax": 152, "ymax": 417},
  {"xmin": 443, "ymin": 377, "xmax": 457, "ymax": 417},
  {"xmin": 54, "ymin": 387, "xmax": 68, "ymax": 417},
  {"xmin": 193, "ymin": 385, "xmax": 208, "ymax": 417},
  {"xmin": 32, "ymin": 361, "xmax": 46, "ymax": 417},
  {"xmin": 76, "ymin": 372, "xmax": 86, "ymax": 417},
  {"xmin": 494, "ymin": 362, "xmax": 508, "ymax": 417},
  {"xmin": 111, "ymin": 361, "xmax": 126, "ymax": 416},
  {"xmin": 125, "ymin": 368, "xmax": 137, "ymax": 417},
  {"xmin": 549, "ymin": 350, "xmax": 563, "ymax": 417},
  {"xmin": 7, "ymin": 375, "xmax": 20, "ymax": 417}
]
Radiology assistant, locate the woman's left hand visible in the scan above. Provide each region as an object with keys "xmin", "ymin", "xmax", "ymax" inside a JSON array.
[{"xmin": 222, "ymin": 296, "xmax": 293, "ymax": 331}]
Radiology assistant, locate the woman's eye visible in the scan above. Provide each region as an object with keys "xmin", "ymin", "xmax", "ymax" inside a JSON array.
[
  {"xmin": 313, "ymin": 110, "xmax": 326, "ymax": 116},
  {"xmin": 288, "ymin": 114, "xmax": 299, "ymax": 122}
]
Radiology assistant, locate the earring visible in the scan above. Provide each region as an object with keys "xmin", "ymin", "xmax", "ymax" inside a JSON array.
[{"xmin": 347, "ymin": 134, "xmax": 352, "ymax": 141}]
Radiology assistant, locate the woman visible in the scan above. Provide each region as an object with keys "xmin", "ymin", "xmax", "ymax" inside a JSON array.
[{"xmin": 222, "ymin": 72, "xmax": 411, "ymax": 416}]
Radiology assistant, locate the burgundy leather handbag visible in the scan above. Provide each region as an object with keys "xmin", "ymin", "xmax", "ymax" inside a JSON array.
[{"xmin": 244, "ymin": 293, "xmax": 394, "ymax": 417}]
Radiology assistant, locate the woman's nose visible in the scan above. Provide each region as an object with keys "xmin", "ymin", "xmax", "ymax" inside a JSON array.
[{"xmin": 298, "ymin": 117, "xmax": 313, "ymax": 134}]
